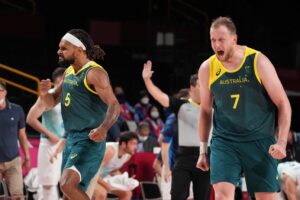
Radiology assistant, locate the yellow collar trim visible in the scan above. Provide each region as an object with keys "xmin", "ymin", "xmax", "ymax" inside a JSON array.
[
  {"xmin": 70, "ymin": 61, "xmax": 93, "ymax": 75},
  {"xmin": 188, "ymin": 98, "xmax": 200, "ymax": 107}
]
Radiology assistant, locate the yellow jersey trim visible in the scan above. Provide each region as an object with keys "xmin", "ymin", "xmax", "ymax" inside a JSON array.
[
  {"xmin": 188, "ymin": 98, "xmax": 200, "ymax": 107},
  {"xmin": 209, "ymin": 46, "xmax": 260, "ymax": 88},
  {"xmin": 74, "ymin": 61, "xmax": 93, "ymax": 75},
  {"xmin": 64, "ymin": 61, "xmax": 93, "ymax": 77},
  {"xmin": 64, "ymin": 66, "xmax": 74, "ymax": 77},
  {"xmin": 83, "ymin": 61, "xmax": 108, "ymax": 95},
  {"xmin": 253, "ymin": 52, "xmax": 262, "ymax": 85}
]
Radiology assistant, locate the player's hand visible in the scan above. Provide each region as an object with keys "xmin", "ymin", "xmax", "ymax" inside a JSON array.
[
  {"xmin": 142, "ymin": 60, "xmax": 154, "ymax": 80},
  {"xmin": 40, "ymin": 79, "xmax": 52, "ymax": 96},
  {"xmin": 88, "ymin": 126, "xmax": 107, "ymax": 142},
  {"xmin": 49, "ymin": 153, "xmax": 57, "ymax": 163},
  {"xmin": 48, "ymin": 134, "xmax": 60, "ymax": 144},
  {"xmin": 196, "ymin": 153, "xmax": 210, "ymax": 171},
  {"xmin": 269, "ymin": 141, "xmax": 287, "ymax": 159}
]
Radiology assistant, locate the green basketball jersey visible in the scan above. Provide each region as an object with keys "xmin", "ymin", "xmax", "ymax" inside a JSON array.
[
  {"xmin": 209, "ymin": 46, "xmax": 275, "ymax": 142},
  {"xmin": 61, "ymin": 61, "xmax": 108, "ymax": 132}
]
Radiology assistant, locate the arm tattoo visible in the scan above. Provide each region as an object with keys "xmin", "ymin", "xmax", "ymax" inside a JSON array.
[{"xmin": 100, "ymin": 100, "xmax": 120, "ymax": 130}]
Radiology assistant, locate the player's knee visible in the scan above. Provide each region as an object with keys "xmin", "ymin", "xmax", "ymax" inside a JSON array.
[
  {"xmin": 60, "ymin": 169, "xmax": 81, "ymax": 194},
  {"xmin": 124, "ymin": 190, "xmax": 132, "ymax": 198},
  {"xmin": 117, "ymin": 190, "xmax": 132, "ymax": 200},
  {"xmin": 60, "ymin": 178, "xmax": 73, "ymax": 194},
  {"xmin": 60, "ymin": 181, "xmax": 68, "ymax": 193},
  {"xmin": 214, "ymin": 191, "xmax": 233, "ymax": 200},
  {"xmin": 93, "ymin": 192, "xmax": 106, "ymax": 200},
  {"xmin": 213, "ymin": 183, "xmax": 235, "ymax": 200}
]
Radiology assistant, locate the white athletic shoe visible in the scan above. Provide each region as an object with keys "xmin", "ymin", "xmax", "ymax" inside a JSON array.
[{"xmin": 104, "ymin": 172, "xmax": 139, "ymax": 191}]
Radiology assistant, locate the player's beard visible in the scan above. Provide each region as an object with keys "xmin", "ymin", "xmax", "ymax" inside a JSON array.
[{"xmin": 58, "ymin": 57, "xmax": 75, "ymax": 68}]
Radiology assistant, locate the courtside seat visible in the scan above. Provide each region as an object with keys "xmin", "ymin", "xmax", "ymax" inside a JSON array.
[{"xmin": 121, "ymin": 152, "xmax": 157, "ymax": 199}]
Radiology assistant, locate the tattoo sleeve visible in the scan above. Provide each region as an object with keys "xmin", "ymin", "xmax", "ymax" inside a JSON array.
[{"xmin": 100, "ymin": 100, "xmax": 120, "ymax": 130}]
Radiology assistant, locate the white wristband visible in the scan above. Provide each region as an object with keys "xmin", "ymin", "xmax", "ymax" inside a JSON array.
[{"xmin": 199, "ymin": 142, "xmax": 208, "ymax": 154}]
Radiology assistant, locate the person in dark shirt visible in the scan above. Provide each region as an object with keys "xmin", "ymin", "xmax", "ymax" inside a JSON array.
[
  {"xmin": 136, "ymin": 121, "xmax": 158, "ymax": 152},
  {"xmin": 142, "ymin": 61, "xmax": 211, "ymax": 200},
  {"xmin": 0, "ymin": 80, "xmax": 31, "ymax": 199}
]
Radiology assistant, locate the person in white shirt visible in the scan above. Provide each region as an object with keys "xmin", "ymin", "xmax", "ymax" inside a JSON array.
[
  {"xmin": 93, "ymin": 131, "xmax": 139, "ymax": 200},
  {"xmin": 278, "ymin": 161, "xmax": 300, "ymax": 200},
  {"xmin": 27, "ymin": 67, "xmax": 65, "ymax": 200}
]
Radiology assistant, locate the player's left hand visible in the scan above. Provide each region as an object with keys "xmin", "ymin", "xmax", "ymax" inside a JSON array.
[
  {"xmin": 88, "ymin": 126, "xmax": 107, "ymax": 142},
  {"xmin": 196, "ymin": 153, "xmax": 210, "ymax": 171},
  {"xmin": 269, "ymin": 141, "xmax": 286, "ymax": 159}
]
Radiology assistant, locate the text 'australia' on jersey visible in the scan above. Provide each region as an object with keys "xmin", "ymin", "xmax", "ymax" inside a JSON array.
[
  {"xmin": 209, "ymin": 46, "xmax": 275, "ymax": 142},
  {"xmin": 61, "ymin": 61, "xmax": 108, "ymax": 133}
]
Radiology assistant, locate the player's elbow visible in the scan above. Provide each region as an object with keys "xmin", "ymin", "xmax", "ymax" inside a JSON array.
[
  {"xmin": 26, "ymin": 115, "xmax": 34, "ymax": 126},
  {"xmin": 155, "ymin": 95, "xmax": 169, "ymax": 108},
  {"xmin": 277, "ymin": 97, "xmax": 292, "ymax": 116}
]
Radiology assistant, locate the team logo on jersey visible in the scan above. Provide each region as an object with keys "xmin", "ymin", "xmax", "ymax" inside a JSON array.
[
  {"xmin": 70, "ymin": 154, "xmax": 78, "ymax": 159},
  {"xmin": 245, "ymin": 65, "xmax": 251, "ymax": 73},
  {"xmin": 216, "ymin": 67, "xmax": 221, "ymax": 76}
]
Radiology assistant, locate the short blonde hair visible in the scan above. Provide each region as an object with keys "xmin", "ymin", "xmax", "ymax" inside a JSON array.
[{"xmin": 211, "ymin": 16, "xmax": 237, "ymax": 35}]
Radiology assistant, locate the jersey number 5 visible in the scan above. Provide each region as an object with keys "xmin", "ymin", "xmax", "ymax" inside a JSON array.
[
  {"xmin": 65, "ymin": 92, "xmax": 71, "ymax": 107},
  {"xmin": 230, "ymin": 94, "xmax": 240, "ymax": 109}
]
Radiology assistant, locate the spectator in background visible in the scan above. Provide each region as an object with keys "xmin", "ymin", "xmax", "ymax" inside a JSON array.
[
  {"xmin": 114, "ymin": 86, "xmax": 136, "ymax": 132},
  {"xmin": 276, "ymin": 130, "xmax": 300, "ymax": 200},
  {"xmin": 0, "ymin": 80, "xmax": 31, "ymax": 199},
  {"xmin": 143, "ymin": 61, "xmax": 211, "ymax": 200},
  {"xmin": 281, "ymin": 129, "xmax": 300, "ymax": 162},
  {"xmin": 136, "ymin": 121, "xmax": 158, "ymax": 153},
  {"xmin": 26, "ymin": 67, "xmax": 65, "ymax": 200},
  {"xmin": 93, "ymin": 132, "xmax": 139, "ymax": 200},
  {"xmin": 277, "ymin": 161, "xmax": 300, "ymax": 200},
  {"xmin": 106, "ymin": 122, "xmax": 121, "ymax": 142},
  {"xmin": 145, "ymin": 105, "xmax": 164, "ymax": 140},
  {"xmin": 114, "ymin": 86, "xmax": 135, "ymax": 122},
  {"xmin": 134, "ymin": 90, "xmax": 152, "ymax": 123}
]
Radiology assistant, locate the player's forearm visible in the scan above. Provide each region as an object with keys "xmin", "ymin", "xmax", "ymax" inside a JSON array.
[
  {"xmin": 100, "ymin": 100, "xmax": 120, "ymax": 130},
  {"xmin": 143, "ymin": 78, "xmax": 169, "ymax": 107},
  {"xmin": 161, "ymin": 142, "xmax": 170, "ymax": 170},
  {"xmin": 54, "ymin": 139, "xmax": 66, "ymax": 154},
  {"xmin": 277, "ymin": 100, "xmax": 292, "ymax": 145},
  {"xmin": 18, "ymin": 130, "xmax": 30, "ymax": 160},
  {"xmin": 199, "ymin": 110, "xmax": 212, "ymax": 142}
]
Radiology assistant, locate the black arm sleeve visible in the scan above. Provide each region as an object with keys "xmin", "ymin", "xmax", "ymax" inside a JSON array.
[{"xmin": 168, "ymin": 96, "xmax": 188, "ymax": 115}]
